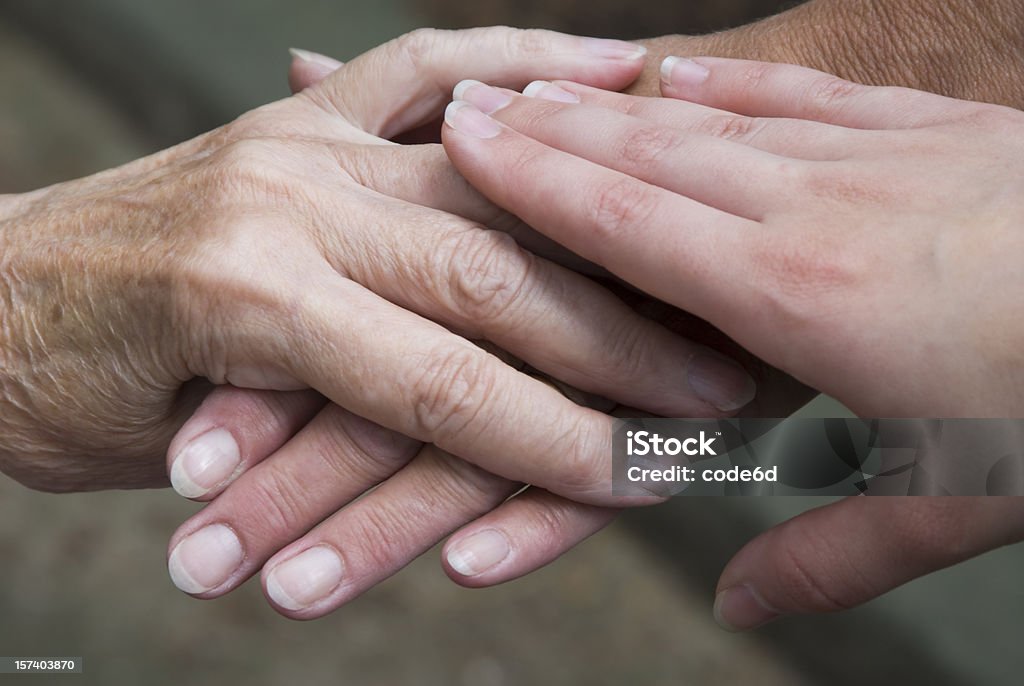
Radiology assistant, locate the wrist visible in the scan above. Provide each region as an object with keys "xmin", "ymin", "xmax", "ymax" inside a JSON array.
[
  {"xmin": 633, "ymin": 0, "xmax": 1024, "ymax": 108},
  {"xmin": 766, "ymin": 0, "xmax": 1024, "ymax": 107}
]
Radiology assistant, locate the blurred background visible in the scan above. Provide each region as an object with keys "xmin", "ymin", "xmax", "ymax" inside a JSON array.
[{"xmin": 1, "ymin": 1, "xmax": 1022, "ymax": 684}]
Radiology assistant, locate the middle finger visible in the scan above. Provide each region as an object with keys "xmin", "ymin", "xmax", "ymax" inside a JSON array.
[{"xmin": 313, "ymin": 182, "xmax": 756, "ymax": 416}]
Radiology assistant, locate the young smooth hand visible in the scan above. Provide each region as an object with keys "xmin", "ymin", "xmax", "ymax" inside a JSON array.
[{"xmin": 441, "ymin": 58, "xmax": 1024, "ymax": 628}]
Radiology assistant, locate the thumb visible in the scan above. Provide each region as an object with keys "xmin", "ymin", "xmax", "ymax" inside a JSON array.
[
  {"xmin": 288, "ymin": 48, "xmax": 343, "ymax": 94},
  {"xmin": 713, "ymin": 496, "xmax": 1024, "ymax": 631}
]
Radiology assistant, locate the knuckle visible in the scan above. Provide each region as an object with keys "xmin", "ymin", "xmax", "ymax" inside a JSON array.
[
  {"xmin": 767, "ymin": 235, "xmax": 853, "ymax": 292},
  {"xmin": 506, "ymin": 27, "xmax": 551, "ymax": 58},
  {"xmin": 220, "ymin": 104, "xmax": 296, "ymax": 141},
  {"xmin": 618, "ymin": 125, "xmax": 685, "ymax": 173},
  {"xmin": 202, "ymin": 138, "xmax": 297, "ymax": 207},
  {"xmin": 588, "ymin": 176, "xmax": 658, "ymax": 244},
  {"xmin": 774, "ymin": 527, "xmax": 857, "ymax": 612},
  {"xmin": 524, "ymin": 497, "xmax": 580, "ymax": 544},
  {"xmin": 313, "ymin": 408, "xmax": 415, "ymax": 483},
  {"xmin": 408, "ymin": 345, "xmax": 496, "ymax": 442},
  {"xmin": 395, "ymin": 27, "xmax": 443, "ymax": 63},
  {"xmin": 700, "ymin": 114, "xmax": 764, "ymax": 143},
  {"xmin": 507, "ymin": 99, "xmax": 566, "ymax": 139},
  {"xmin": 551, "ymin": 420, "xmax": 609, "ymax": 496},
  {"xmin": 349, "ymin": 506, "xmax": 406, "ymax": 571},
  {"xmin": 600, "ymin": 314, "xmax": 653, "ymax": 381},
  {"xmin": 805, "ymin": 75, "xmax": 863, "ymax": 112},
  {"xmin": 503, "ymin": 138, "xmax": 550, "ymax": 182},
  {"xmin": 737, "ymin": 61, "xmax": 776, "ymax": 92},
  {"xmin": 243, "ymin": 470, "xmax": 310, "ymax": 539},
  {"xmin": 621, "ymin": 98, "xmax": 652, "ymax": 119},
  {"xmin": 417, "ymin": 451, "xmax": 512, "ymax": 512},
  {"xmin": 750, "ymin": 229, "xmax": 863, "ymax": 332},
  {"xmin": 803, "ymin": 164, "xmax": 895, "ymax": 206},
  {"xmin": 438, "ymin": 228, "xmax": 537, "ymax": 326}
]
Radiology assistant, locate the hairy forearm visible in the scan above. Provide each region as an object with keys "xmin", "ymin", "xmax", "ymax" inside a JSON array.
[{"xmin": 631, "ymin": 0, "xmax": 1024, "ymax": 107}]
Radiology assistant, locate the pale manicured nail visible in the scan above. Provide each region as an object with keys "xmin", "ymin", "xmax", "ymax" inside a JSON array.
[
  {"xmin": 446, "ymin": 529, "xmax": 511, "ymax": 576},
  {"xmin": 444, "ymin": 101, "xmax": 501, "ymax": 139},
  {"xmin": 687, "ymin": 354, "xmax": 756, "ymax": 412},
  {"xmin": 713, "ymin": 584, "xmax": 781, "ymax": 632},
  {"xmin": 522, "ymin": 80, "xmax": 580, "ymax": 103},
  {"xmin": 453, "ymin": 79, "xmax": 513, "ymax": 114},
  {"xmin": 583, "ymin": 38, "xmax": 647, "ymax": 60},
  {"xmin": 661, "ymin": 56, "xmax": 710, "ymax": 88},
  {"xmin": 170, "ymin": 428, "xmax": 241, "ymax": 499},
  {"xmin": 266, "ymin": 546, "xmax": 345, "ymax": 611},
  {"xmin": 288, "ymin": 47, "xmax": 343, "ymax": 70},
  {"xmin": 168, "ymin": 524, "xmax": 244, "ymax": 595}
]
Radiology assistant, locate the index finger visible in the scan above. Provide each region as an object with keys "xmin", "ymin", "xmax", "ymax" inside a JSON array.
[
  {"xmin": 270, "ymin": 269, "xmax": 656, "ymax": 508},
  {"xmin": 441, "ymin": 100, "xmax": 757, "ymax": 323},
  {"xmin": 304, "ymin": 27, "xmax": 647, "ymax": 139},
  {"xmin": 660, "ymin": 56, "xmax": 966, "ymax": 130}
]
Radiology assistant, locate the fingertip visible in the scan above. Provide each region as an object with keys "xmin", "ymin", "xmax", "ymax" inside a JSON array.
[
  {"xmin": 659, "ymin": 56, "xmax": 710, "ymax": 97},
  {"xmin": 288, "ymin": 47, "xmax": 343, "ymax": 71},
  {"xmin": 288, "ymin": 48, "xmax": 344, "ymax": 94},
  {"xmin": 453, "ymin": 79, "xmax": 483, "ymax": 101},
  {"xmin": 712, "ymin": 584, "xmax": 782, "ymax": 632},
  {"xmin": 443, "ymin": 528, "xmax": 513, "ymax": 587},
  {"xmin": 580, "ymin": 37, "xmax": 648, "ymax": 62},
  {"xmin": 168, "ymin": 427, "xmax": 242, "ymax": 501},
  {"xmin": 443, "ymin": 100, "xmax": 502, "ymax": 139}
]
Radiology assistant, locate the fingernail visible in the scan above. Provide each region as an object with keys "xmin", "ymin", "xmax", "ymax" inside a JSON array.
[
  {"xmin": 713, "ymin": 584, "xmax": 781, "ymax": 631},
  {"xmin": 446, "ymin": 529, "xmax": 511, "ymax": 576},
  {"xmin": 288, "ymin": 47, "xmax": 343, "ymax": 70},
  {"xmin": 169, "ymin": 428, "xmax": 241, "ymax": 499},
  {"xmin": 444, "ymin": 101, "xmax": 502, "ymax": 139},
  {"xmin": 687, "ymin": 354, "xmax": 756, "ymax": 412},
  {"xmin": 168, "ymin": 524, "xmax": 244, "ymax": 595},
  {"xmin": 453, "ymin": 79, "xmax": 513, "ymax": 114},
  {"xmin": 583, "ymin": 38, "xmax": 647, "ymax": 61},
  {"xmin": 661, "ymin": 56, "xmax": 710, "ymax": 89},
  {"xmin": 266, "ymin": 546, "xmax": 345, "ymax": 611},
  {"xmin": 522, "ymin": 80, "xmax": 580, "ymax": 104}
]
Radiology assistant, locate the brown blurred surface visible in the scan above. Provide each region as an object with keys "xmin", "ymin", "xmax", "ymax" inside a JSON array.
[{"xmin": 0, "ymin": 484, "xmax": 808, "ymax": 686}]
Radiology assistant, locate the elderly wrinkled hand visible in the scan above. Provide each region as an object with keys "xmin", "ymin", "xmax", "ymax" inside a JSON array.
[{"xmin": 0, "ymin": 28, "xmax": 764, "ymax": 619}]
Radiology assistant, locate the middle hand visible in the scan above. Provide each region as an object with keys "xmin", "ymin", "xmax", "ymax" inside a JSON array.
[{"xmin": 164, "ymin": 30, "xmax": 762, "ymax": 619}]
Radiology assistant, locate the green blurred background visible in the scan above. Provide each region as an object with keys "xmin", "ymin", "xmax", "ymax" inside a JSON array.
[{"xmin": 1, "ymin": 1, "xmax": 1022, "ymax": 684}]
